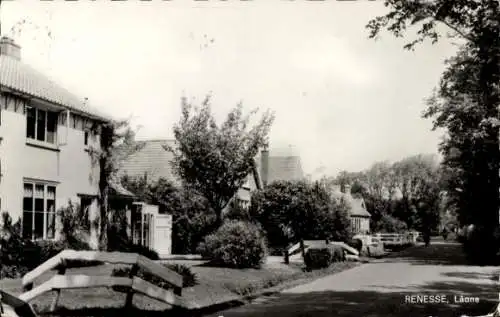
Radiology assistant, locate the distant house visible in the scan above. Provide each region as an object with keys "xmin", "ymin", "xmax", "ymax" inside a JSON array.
[
  {"xmin": 331, "ymin": 184, "xmax": 371, "ymax": 234},
  {"xmin": 257, "ymin": 145, "xmax": 305, "ymax": 186},
  {"xmin": 118, "ymin": 139, "xmax": 263, "ymax": 211}
]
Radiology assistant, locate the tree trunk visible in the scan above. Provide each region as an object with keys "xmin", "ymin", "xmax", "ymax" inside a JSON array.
[
  {"xmin": 99, "ymin": 188, "xmax": 109, "ymax": 250},
  {"xmin": 283, "ymin": 241, "xmax": 290, "ymax": 264}
]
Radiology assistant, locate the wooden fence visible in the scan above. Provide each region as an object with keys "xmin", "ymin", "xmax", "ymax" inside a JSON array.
[
  {"xmin": 18, "ymin": 250, "xmax": 198, "ymax": 314},
  {"xmin": 372, "ymin": 232, "xmax": 418, "ymax": 248},
  {"xmin": 0, "ymin": 289, "xmax": 38, "ymax": 317}
]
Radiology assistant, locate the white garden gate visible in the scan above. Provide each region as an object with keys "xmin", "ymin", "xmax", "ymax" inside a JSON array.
[{"xmin": 131, "ymin": 203, "xmax": 172, "ymax": 257}]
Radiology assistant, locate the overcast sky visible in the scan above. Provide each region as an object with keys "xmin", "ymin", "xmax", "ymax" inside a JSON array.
[{"xmin": 1, "ymin": 0, "xmax": 458, "ymax": 178}]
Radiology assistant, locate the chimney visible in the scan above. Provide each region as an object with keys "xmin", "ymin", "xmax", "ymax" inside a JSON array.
[
  {"xmin": 261, "ymin": 143, "xmax": 269, "ymax": 186},
  {"xmin": 0, "ymin": 37, "xmax": 21, "ymax": 60}
]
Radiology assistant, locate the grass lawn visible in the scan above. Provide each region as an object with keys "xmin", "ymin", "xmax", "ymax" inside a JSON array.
[{"xmin": 0, "ymin": 259, "xmax": 359, "ymax": 315}]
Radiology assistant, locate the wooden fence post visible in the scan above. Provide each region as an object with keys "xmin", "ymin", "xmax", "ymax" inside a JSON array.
[
  {"xmin": 173, "ymin": 285, "xmax": 182, "ymax": 297},
  {"xmin": 50, "ymin": 259, "xmax": 67, "ymax": 312},
  {"xmin": 125, "ymin": 264, "xmax": 139, "ymax": 308}
]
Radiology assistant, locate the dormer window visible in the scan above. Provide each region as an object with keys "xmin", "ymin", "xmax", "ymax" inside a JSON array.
[{"xmin": 26, "ymin": 107, "xmax": 58, "ymax": 144}]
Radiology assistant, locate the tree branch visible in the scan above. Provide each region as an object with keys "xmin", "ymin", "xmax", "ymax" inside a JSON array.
[{"xmin": 435, "ymin": 18, "xmax": 473, "ymax": 42}]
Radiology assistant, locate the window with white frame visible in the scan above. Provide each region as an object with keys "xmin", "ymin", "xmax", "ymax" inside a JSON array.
[
  {"xmin": 26, "ymin": 107, "xmax": 58, "ymax": 144},
  {"xmin": 23, "ymin": 182, "xmax": 56, "ymax": 240}
]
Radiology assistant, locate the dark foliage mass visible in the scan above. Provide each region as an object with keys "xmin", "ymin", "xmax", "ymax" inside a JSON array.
[
  {"xmin": 367, "ymin": 0, "xmax": 500, "ymax": 264},
  {"xmin": 250, "ymin": 180, "xmax": 352, "ymax": 255}
]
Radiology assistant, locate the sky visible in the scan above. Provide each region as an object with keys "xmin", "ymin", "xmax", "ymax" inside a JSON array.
[{"xmin": 0, "ymin": 0, "xmax": 458, "ymax": 179}]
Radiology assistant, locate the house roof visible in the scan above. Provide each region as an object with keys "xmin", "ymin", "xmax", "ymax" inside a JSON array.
[
  {"xmin": 345, "ymin": 195, "xmax": 371, "ymax": 217},
  {"xmin": 119, "ymin": 139, "xmax": 263, "ymax": 191},
  {"xmin": 118, "ymin": 139, "xmax": 179, "ymax": 183},
  {"xmin": 109, "ymin": 179, "xmax": 136, "ymax": 198},
  {"xmin": 0, "ymin": 49, "xmax": 110, "ymax": 121},
  {"xmin": 268, "ymin": 156, "xmax": 304, "ymax": 183},
  {"xmin": 257, "ymin": 151, "xmax": 305, "ymax": 185},
  {"xmin": 331, "ymin": 188, "xmax": 371, "ymax": 218}
]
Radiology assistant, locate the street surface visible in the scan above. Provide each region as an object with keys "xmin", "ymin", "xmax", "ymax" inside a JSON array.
[{"xmin": 208, "ymin": 241, "xmax": 500, "ymax": 317}]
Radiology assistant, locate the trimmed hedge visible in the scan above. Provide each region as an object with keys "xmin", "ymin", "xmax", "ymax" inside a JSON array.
[{"xmin": 304, "ymin": 247, "xmax": 332, "ymax": 270}]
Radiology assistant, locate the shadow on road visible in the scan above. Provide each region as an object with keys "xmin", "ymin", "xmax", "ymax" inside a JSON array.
[
  {"xmin": 205, "ymin": 243, "xmax": 500, "ymax": 317},
  {"xmin": 380, "ymin": 243, "xmax": 471, "ymax": 266},
  {"xmin": 442, "ymin": 271, "xmax": 499, "ymax": 281},
  {"xmin": 210, "ymin": 280, "xmax": 498, "ymax": 317}
]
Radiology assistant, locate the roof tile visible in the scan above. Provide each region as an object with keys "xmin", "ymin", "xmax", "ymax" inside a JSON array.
[{"xmin": 0, "ymin": 54, "xmax": 110, "ymax": 121}]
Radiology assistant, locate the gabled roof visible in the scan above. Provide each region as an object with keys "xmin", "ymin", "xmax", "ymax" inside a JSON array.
[
  {"xmin": 118, "ymin": 139, "xmax": 262, "ymax": 190},
  {"xmin": 118, "ymin": 139, "xmax": 179, "ymax": 184},
  {"xmin": 0, "ymin": 52, "xmax": 110, "ymax": 121},
  {"xmin": 109, "ymin": 179, "xmax": 136, "ymax": 198},
  {"xmin": 344, "ymin": 195, "xmax": 371, "ymax": 217},
  {"xmin": 331, "ymin": 188, "xmax": 371, "ymax": 218}
]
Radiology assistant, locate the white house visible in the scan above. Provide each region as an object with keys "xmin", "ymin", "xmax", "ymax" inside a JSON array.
[{"xmin": 0, "ymin": 37, "xmax": 170, "ymax": 255}]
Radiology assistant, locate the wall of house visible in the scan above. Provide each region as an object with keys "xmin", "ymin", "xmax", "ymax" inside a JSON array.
[
  {"xmin": 351, "ymin": 216, "xmax": 370, "ymax": 234},
  {"xmin": 0, "ymin": 94, "xmax": 100, "ymax": 239}
]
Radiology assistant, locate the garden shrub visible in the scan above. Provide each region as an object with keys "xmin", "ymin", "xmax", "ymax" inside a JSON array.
[
  {"xmin": 0, "ymin": 211, "xmax": 99, "ymax": 279},
  {"xmin": 304, "ymin": 247, "xmax": 333, "ymax": 270},
  {"xmin": 112, "ymin": 263, "xmax": 197, "ymax": 289},
  {"xmin": 197, "ymin": 220, "xmax": 267, "ymax": 269}
]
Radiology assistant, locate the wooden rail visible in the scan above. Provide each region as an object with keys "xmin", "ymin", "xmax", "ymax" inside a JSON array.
[
  {"xmin": 0, "ymin": 289, "xmax": 38, "ymax": 317},
  {"xmin": 372, "ymin": 232, "xmax": 417, "ymax": 247},
  {"xmin": 19, "ymin": 250, "xmax": 198, "ymax": 313}
]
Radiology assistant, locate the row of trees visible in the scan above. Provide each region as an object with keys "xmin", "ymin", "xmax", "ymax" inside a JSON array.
[
  {"xmin": 367, "ymin": 0, "xmax": 500, "ymax": 264},
  {"xmin": 332, "ymin": 154, "xmax": 447, "ymax": 236}
]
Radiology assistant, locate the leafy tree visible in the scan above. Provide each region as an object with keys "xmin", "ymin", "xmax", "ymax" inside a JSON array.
[
  {"xmin": 350, "ymin": 180, "xmax": 369, "ymax": 197},
  {"xmin": 391, "ymin": 154, "xmax": 442, "ymax": 231},
  {"xmin": 168, "ymin": 95, "xmax": 274, "ymax": 228},
  {"xmin": 372, "ymin": 213, "xmax": 408, "ymax": 233},
  {"xmin": 250, "ymin": 180, "xmax": 351, "ymax": 259},
  {"xmin": 367, "ymin": 0, "xmax": 499, "ymax": 263},
  {"xmin": 336, "ymin": 155, "xmax": 443, "ymax": 234},
  {"xmin": 89, "ymin": 120, "xmax": 144, "ymax": 250}
]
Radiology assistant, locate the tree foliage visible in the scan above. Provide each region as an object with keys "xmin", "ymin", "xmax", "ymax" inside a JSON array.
[
  {"xmin": 249, "ymin": 180, "xmax": 352, "ymax": 254},
  {"xmin": 336, "ymin": 154, "xmax": 443, "ymax": 234},
  {"xmin": 367, "ymin": 0, "xmax": 499, "ymax": 263},
  {"xmin": 168, "ymin": 95, "xmax": 275, "ymax": 227}
]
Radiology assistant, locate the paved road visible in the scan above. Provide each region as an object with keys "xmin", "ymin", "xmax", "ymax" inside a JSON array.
[{"xmin": 207, "ymin": 242, "xmax": 500, "ymax": 317}]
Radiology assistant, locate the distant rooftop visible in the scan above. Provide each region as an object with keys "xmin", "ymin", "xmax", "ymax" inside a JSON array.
[{"xmin": 258, "ymin": 145, "xmax": 305, "ymax": 184}]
